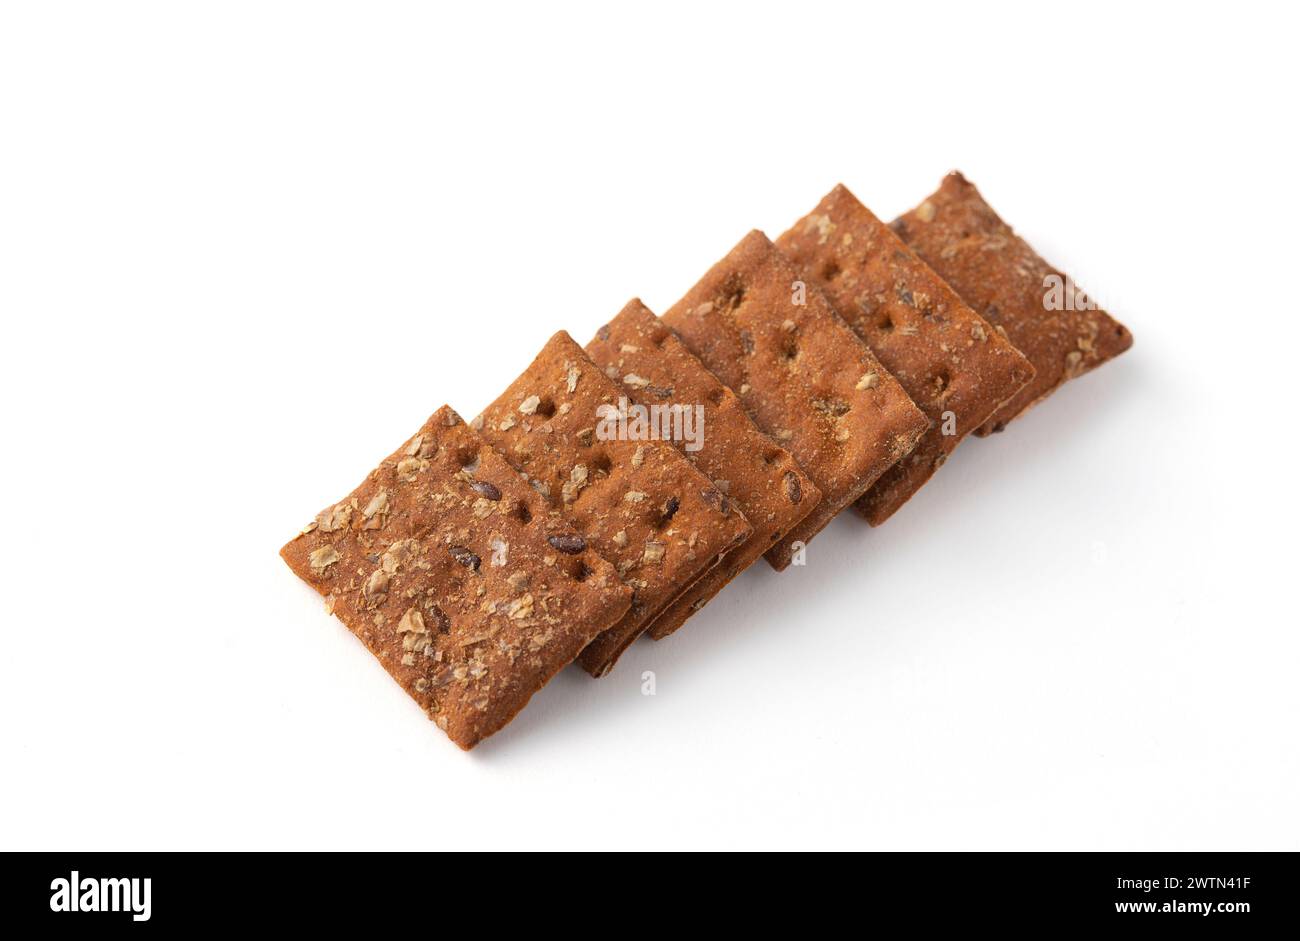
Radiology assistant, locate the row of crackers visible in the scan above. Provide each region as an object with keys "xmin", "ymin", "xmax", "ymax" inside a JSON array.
[{"xmin": 282, "ymin": 173, "xmax": 1133, "ymax": 749}]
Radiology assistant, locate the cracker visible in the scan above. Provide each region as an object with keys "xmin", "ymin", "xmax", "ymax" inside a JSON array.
[
  {"xmin": 662, "ymin": 230, "xmax": 928, "ymax": 569},
  {"xmin": 280, "ymin": 405, "xmax": 633, "ymax": 750},
  {"xmin": 777, "ymin": 184, "xmax": 1035, "ymax": 524},
  {"xmin": 473, "ymin": 332, "xmax": 752, "ymax": 676},
  {"xmin": 585, "ymin": 299, "xmax": 821, "ymax": 639},
  {"xmin": 891, "ymin": 172, "xmax": 1133, "ymax": 434}
]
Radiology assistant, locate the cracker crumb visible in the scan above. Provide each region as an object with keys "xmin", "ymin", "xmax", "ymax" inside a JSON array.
[
  {"xmin": 562, "ymin": 464, "xmax": 589, "ymax": 504},
  {"xmin": 507, "ymin": 593, "xmax": 534, "ymax": 620},
  {"xmin": 397, "ymin": 607, "xmax": 427, "ymax": 634},
  {"xmin": 308, "ymin": 545, "xmax": 341, "ymax": 574}
]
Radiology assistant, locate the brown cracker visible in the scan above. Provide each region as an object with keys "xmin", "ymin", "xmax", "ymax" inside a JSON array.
[
  {"xmin": 474, "ymin": 332, "xmax": 751, "ymax": 676},
  {"xmin": 280, "ymin": 405, "xmax": 633, "ymax": 750},
  {"xmin": 777, "ymin": 184, "xmax": 1035, "ymax": 524},
  {"xmin": 585, "ymin": 299, "xmax": 821, "ymax": 639},
  {"xmin": 891, "ymin": 172, "xmax": 1133, "ymax": 434},
  {"xmin": 662, "ymin": 230, "xmax": 928, "ymax": 569}
]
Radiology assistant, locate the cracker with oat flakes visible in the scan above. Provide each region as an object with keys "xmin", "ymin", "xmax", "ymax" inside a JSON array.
[
  {"xmin": 777, "ymin": 184, "xmax": 1035, "ymax": 524},
  {"xmin": 890, "ymin": 172, "xmax": 1133, "ymax": 434},
  {"xmin": 280, "ymin": 405, "xmax": 633, "ymax": 750},
  {"xmin": 473, "ymin": 332, "xmax": 752, "ymax": 676},
  {"xmin": 662, "ymin": 231, "xmax": 928, "ymax": 569},
  {"xmin": 585, "ymin": 299, "xmax": 821, "ymax": 639}
]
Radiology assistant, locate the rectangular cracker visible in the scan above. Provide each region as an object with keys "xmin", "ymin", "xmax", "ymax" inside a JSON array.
[
  {"xmin": 280, "ymin": 405, "xmax": 633, "ymax": 750},
  {"xmin": 777, "ymin": 184, "xmax": 1035, "ymax": 524},
  {"xmin": 585, "ymin": 299, "xmax": 821, "ymax": 639},
  {"xmin": 662, "ymin": 230, "xmax": 928, "ymax": 570},
  {"xmin": 891, "ymin": 172, "xmax": 1134, "ymax": 434},
  {"xmin": 473, "ymin": 332, "xmax": 752, "ymax": 676}
]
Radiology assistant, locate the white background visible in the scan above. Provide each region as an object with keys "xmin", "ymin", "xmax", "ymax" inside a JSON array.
[{"xmin": 2, "ymin": 2, "xmax": 1297, "ymax": 851}]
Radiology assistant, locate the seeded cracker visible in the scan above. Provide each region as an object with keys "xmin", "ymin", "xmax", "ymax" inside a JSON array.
[
  {"xmin": 473, "ymin": 332, "xmax": 752, "ymax": 676},
  {"xmin": 585, "ymin": 299, "xmax": 821, "ymax": 639},
  {"xmin": 777, "ymin": 184, "xmax": 1035, "ymax": 525},
  {"xmin": 891, "ymin": 172, "xmax": 1133, "ymax": 434},
  {"xmin": 662, "ymin": 231, "xmax": 929, "ymax": 569},
  {"xmin": 280, "ymin": 406, "xmax": 633, "ymax": 750}
]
